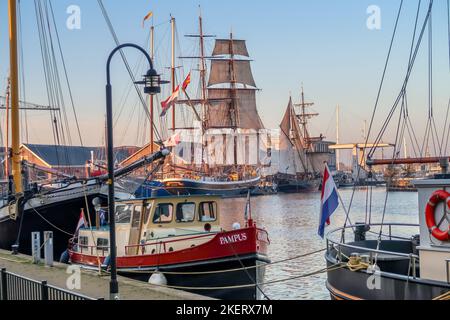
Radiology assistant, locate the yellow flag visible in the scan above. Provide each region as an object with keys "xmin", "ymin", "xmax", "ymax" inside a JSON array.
[{"xmin": 142, "ymin": 11, "xmax": 153, "ymax": 28}]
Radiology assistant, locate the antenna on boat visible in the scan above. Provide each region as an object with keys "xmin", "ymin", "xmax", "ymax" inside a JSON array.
[{"xmin": 245, "ymin": 189, "xmax": 253, "ymax": 227}]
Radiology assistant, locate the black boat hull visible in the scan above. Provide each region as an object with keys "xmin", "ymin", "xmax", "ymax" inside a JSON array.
[
  {"xmin": 0, "ymin": 194, "xmax": 106, "ymax": 258},
  {"xmin": 161, "ymin": 178, "xmax": 261, "ymax": 198},
  {"xmin": 277, "ymin": 180, "xmax": 320, "ymax": 193},
  {"xmin": 117, "ymin": 254, "xmax": 268, "ymax": 300},
  {"xmin": 325, "ymin": 254, "xmax": 450, "ymax": 300}
]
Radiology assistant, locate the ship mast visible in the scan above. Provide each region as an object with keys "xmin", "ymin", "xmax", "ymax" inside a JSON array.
[
  {"xmin": 296, "ymin": 85, "xmax": 316, "ymax": 149},
  {"xmin": 229, "ymin": 31, "xmax": 238, "ymax": 166},
  {"xmin": 336, "ymin": 105, "xmax": 340, "ymax": 171},
  {"xmin": 8, "ymin": 0, "xmax": 22, "ymax": 193},
  {"xmin": 171, "ymin": 16, "xmax": 176, "ymax": 131},
  {"xmin": 4, "ymin": 79, "xmax": 10, "ymax": 179},
  {"xmin": 198, "ymin": 10, "xmax": 209, "ymax": 173}
]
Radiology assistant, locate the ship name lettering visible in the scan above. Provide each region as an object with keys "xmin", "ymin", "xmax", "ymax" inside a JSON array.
[{"xmin": 220, "ymin": 233, "xmax": 248, "ymax": 245}]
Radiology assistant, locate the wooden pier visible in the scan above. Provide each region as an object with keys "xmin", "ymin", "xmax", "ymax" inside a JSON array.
[{"xmin": 0, "ymin": 249, "xmax": 209, "ymax": 300}]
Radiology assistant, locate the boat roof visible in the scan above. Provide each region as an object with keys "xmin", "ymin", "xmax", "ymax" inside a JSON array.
[{"xmin": 117, "ymin": 195, "xmax": 222, "ymax": 203}]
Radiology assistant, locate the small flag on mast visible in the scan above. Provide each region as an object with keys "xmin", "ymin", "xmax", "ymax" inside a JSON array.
[
  {"xmin": 75, "ymin": 209, "xmax": 86, "ymax": 236},
  {"xmin": 182, "ymin": 72, "xmax": 191, "ymax": 91},
  {"xmin": 160, "ymin": 85, "xmax": 180, "ymax": 117},
  {"xmin": 318, "ymin": 164, "xmax": 339, "ymax": 239},
  {"xmin": 164, "ymin": 133, "xmax": 181, "ymax": 147},
  {"xmin": 142, "ymin": 11, "xmax": 153, "ymax": 28}
]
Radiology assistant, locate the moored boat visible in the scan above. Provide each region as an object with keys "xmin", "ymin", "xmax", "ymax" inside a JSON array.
[
  {"xmin": 325, "ymin": 171, "xmax": 450, "ymax": 300},
  {"xmin": 161, "ymin": 176, "xmax": 262, "ymax": 198},
  {"xmin": 69, "ymin": 195, "xmax": 270, "ymax": 300}
]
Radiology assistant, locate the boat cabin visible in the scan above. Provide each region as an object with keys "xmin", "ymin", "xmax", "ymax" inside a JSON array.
[{"xmin": 75, "ymin": 195, "xmax": 223, "ymax": 257}]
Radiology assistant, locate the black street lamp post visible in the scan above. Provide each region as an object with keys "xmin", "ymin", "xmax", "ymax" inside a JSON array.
[{"xmin": 106, "ymin": 43, "xmax": 161, "ymax": 300}]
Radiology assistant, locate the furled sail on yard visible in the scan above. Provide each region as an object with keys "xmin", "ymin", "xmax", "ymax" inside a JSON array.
[{"xmin": 206, "ymin": 38, "xmax": 264, "ymax": 131}]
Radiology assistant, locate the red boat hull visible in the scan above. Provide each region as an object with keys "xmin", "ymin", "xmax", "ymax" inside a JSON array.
[{"xmin": 69, "ymin": 227, "xmax": 270, "ymax": 300}]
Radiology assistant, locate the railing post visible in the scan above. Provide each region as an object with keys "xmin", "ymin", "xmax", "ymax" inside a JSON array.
[
  {"xmin": 41, "ymin": 281, "xmax": 49, "ymax": 300},
  {"xmin": 446, "ymin": 259, "xmax": 450, "ymax": 284},
  {"xmin": 1, "ymin": 268, "xmax": 7, "ymax": 301}
]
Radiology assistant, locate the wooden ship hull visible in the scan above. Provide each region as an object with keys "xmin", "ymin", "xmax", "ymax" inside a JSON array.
[{"xmin": 161, "ymin": 177, "xmax": 261, "ymax": 198}]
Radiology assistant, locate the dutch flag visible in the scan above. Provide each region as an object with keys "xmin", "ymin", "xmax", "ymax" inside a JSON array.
[
  {"xmin": 75, "ymin": 210, "xmax": 86, "ymax": 236},
  {"xmin": 318, "ymin": 164, "xmax": 340, "ymax": 239}
]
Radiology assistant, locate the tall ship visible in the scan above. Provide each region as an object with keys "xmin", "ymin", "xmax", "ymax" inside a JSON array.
[
  {"xmin": 137, "ymin": 14, "xmax": 269, "ymax": 198},
  {"xmin": 275, "ymin": 89, "xmax": 331, "ymax": 193}
]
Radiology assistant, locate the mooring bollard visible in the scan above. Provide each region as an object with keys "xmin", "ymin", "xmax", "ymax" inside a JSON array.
[
  {"xmin": 44, "ymin": 231, "xmax": 54, "ymax": 267},
  {"xmin": 31, "ymin": 232, "xmax": 41, "ymax": 264},
  {"xmin": 40, "ymin": 281, "xmax": 49, "ymax": 300}
]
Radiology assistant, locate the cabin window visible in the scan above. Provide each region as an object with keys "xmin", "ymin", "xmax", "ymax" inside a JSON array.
[
  {"xmin": 176, "ymin": 203, "xmax": 196, "ymax": 223},
  {"xmin": 144, "ymin": 203, "xmax": 152, "ymax": 224},
  {"xmin": 199, "ymin": 202, "xmax": 217, "ymax": 222},
  {"xmin": 116, "ymin": 205, "xmax": 133, "ymax": 224},
  {"xmin": 153, "ymin": 204, "xmax": 173, "ymax": 224},
  {"xmin": 131, "ymin": 206, "xmax": 142, "ymax": 228},
  {"xmin": 79, "ymin": 236, "xmax": 89, "ymax": 247},
  {"xmin": 96, "ymin": 238, "xmax": 109, "ymax": 251}
]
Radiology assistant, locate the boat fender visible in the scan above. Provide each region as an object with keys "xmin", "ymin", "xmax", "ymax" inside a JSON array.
[
  {"xmin": 425, "ymin": 190, "xmax": 450, "ymax": 242},
  {"xmin": 232, "ymin": 222, "xmax": 241, "ymax": 230},
  {"xmin": 149, "ymin": 271, "xmax": 167, "ymax": 286},
  {"xmin": 59, "ymin": 250, "xmax": 70, "ymax": 264}
]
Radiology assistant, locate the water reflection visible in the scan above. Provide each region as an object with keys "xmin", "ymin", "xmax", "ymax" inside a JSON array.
[{"xmin": 220, "ymin": 188, "xmax": 419, "ymax": 300}]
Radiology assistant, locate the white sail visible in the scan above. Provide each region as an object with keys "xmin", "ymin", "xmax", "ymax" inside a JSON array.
[{"xmin": 278, "ymin": 99, "xmax": 308, "ymax": 174}]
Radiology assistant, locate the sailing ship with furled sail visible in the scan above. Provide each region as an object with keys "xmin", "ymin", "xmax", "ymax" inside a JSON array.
[
  {"xmin": 149, "ymin": 14, "xmax": 271, "ymax": 198},
  {"xmin": 275, "ymin": 88, "xmax": 327, "ymax": 193}
]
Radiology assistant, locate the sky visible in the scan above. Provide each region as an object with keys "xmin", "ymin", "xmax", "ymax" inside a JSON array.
[{"xmin": 0, "ymin": 0, "xmax": 449, "ymax": 152}]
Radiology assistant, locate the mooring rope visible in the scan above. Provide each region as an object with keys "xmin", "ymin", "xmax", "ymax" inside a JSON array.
[
  {"xmin": 143, "ymin": 263, "xmax": 345, "ymax": 291},
  {"xmin": 123, "ymin": 248, "xmax": 326, "ymax": 276},
  {"xmin": 433, "ymin": 291, "xmax": 450, "ymax": 300},
  {"xmin": 29, "ymin": 204, "xmax": 74, "ymax": 236}
]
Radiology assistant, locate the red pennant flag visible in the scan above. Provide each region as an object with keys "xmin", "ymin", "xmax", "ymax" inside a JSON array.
[{"xmin": 182, "ymin": 72, "xmax": 191, "ymax": 91}]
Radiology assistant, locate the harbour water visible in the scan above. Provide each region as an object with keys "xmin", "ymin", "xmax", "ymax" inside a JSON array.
[{"xmin": 221, "ymin": 188, "xmax": 419, "ymax": 300}]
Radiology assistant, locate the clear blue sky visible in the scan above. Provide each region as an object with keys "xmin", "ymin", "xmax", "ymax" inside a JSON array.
[{"xmin": 0, "ymin": 0, "xmax": 449, "ymax": 149}]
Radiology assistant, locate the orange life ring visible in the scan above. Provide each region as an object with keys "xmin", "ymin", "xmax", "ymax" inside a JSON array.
[{"xmin": 425, "ymin": 190, "xmax": 450, "ymax": 242}]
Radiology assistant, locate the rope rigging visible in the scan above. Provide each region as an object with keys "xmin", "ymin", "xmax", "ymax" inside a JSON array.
[
  {"xmin": 342, "ymin": 0, "xmax": 406, "ymax": 233},
  {"xmin": 97, "ymin": 0, "xmax": 163, "ymax": 144}
]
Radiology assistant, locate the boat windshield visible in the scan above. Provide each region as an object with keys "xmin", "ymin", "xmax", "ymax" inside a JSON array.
[
  {"xmin": 153, "ymin": 204, "xmax": 174, "ymax": 224},
  {"xmin": 116, "ymin": 205, "xmax": 133, "ymax": 224},
  {"xmin": 176, "ymin": 203, "xmax": 196, "ymax": 223},
  {"xmin": 199, "ymin": 202, "xmax": 217, "ymax": 222}
]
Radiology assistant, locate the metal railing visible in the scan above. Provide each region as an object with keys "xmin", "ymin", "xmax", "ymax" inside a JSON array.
[
  {"xmin": 326, "ymin": 223, "xmax": 421, "ymax": 278},
  {"xmin": 0, "ymin": 268, "xmax": 96, "ymax": 301}
]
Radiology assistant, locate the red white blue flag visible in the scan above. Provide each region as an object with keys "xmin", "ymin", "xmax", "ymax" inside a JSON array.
[
  {"xmin": 160, "ymin": 85, "xmax": 180, "ymax": 117},
  {"xmin": 318, "ymin": 164, "xmax": 339, "ymax": 238},
  {"xmin": 75, "ymin": 209, "xmax": 86, "ymax": 235}
]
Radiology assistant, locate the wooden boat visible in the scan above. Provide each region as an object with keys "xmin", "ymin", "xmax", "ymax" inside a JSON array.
[{"xmin": 69, "ymin": 195, "xmax": 270, "ymax": 300}]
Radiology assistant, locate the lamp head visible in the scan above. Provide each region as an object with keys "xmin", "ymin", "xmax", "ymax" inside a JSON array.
[{"xmin": 135, "ymin": 68, "xmax": 161, "ymax": 95}]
